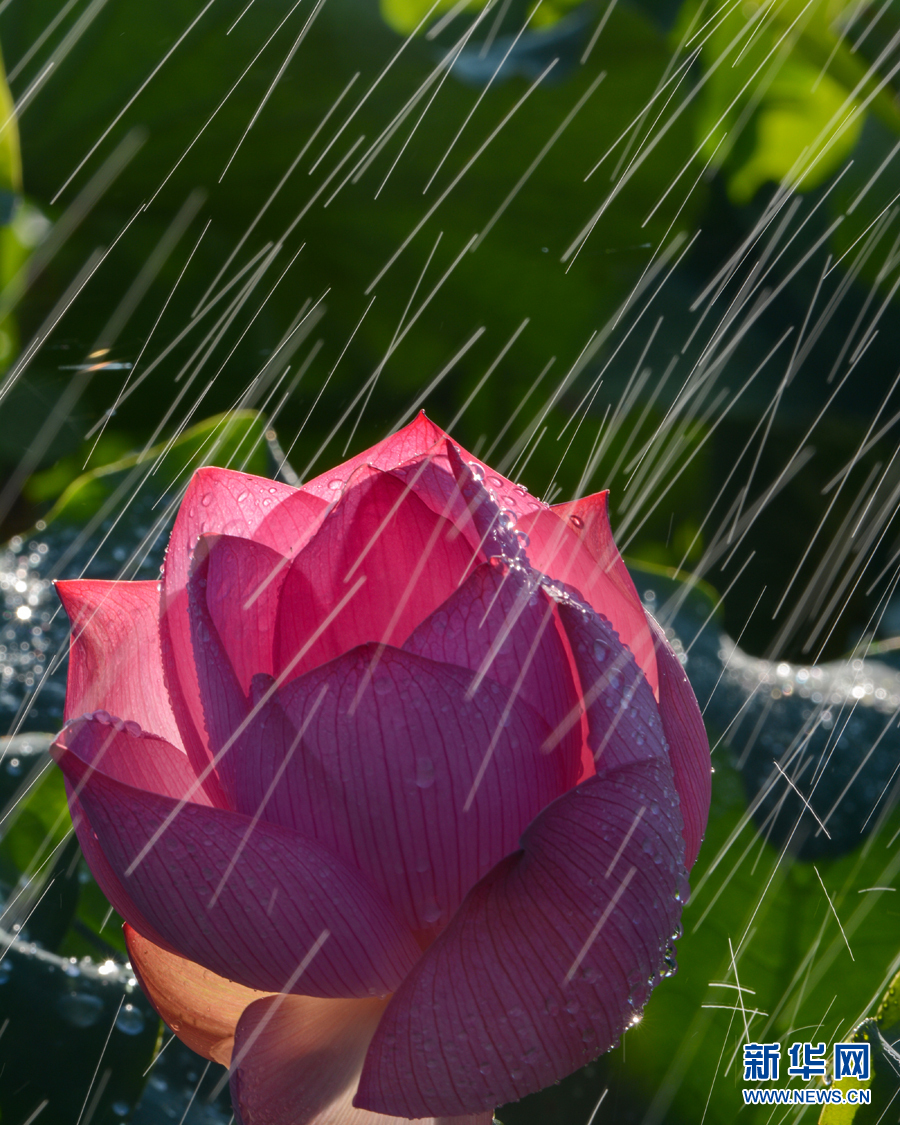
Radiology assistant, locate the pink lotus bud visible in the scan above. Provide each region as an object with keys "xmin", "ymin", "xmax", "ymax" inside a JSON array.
[{"xmin": 52, "ymin": 413, "xmax": 710, "ymax": 1125}]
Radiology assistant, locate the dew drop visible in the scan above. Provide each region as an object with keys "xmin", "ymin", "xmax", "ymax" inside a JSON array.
[
  {"xmin": 467, "ymin": 462, "xmax": 485, "ymax": 482},
  {"xmin": 116, "ymin": 1002, "xmax": 146, "ymax": 1035},
  {"xmin": 569, "ymin": 514, "xmax": 585, "ymax": 529},
  {"xmin": 58, "ymin": 991, "xmax": 104, "ymax": 1028},
  {"xmin": 420, "ymin": 899, "xmax": 442, "ymax": 924},
  {"xmin": 200, "ymin": 494, "xmax": 213, "ymax": 507},
  {"xmin": 415, "ymin": 757, "xmax": 435, "ymax": 788}
]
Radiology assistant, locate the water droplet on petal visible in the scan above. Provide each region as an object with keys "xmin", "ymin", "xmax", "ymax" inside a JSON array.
[
  {"xmin": 415, "ymin": 757, "xmax": 435, "ymax": 788},
  {"xmin": 420, "ymin": 899, "xmax": 442, "ymax": 924}
]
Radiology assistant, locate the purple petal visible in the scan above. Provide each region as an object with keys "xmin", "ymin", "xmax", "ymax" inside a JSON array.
[
  {"xmin": 55, "ymin": 717, "xmax": 420, "ymax": 998},
  {"xmin": 66, "ymin": 785, "xmax": 180, "ymax": 955},
  {"xmin": 232, "ymin": 644, "xmax": 571, "ymax": 940},
  {"xmin": 357, "ymin": 759, "xmax": 686, "ymax": 1118},
  {"xmin": 273, "ymin": 471, "xmax": 475, "ymax": 682},
  {"xmin": 404, "ymin": 560, "xmax": 581, "ymax": 774}
]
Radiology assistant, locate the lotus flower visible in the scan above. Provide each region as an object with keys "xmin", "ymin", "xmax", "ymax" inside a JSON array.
[{"xmin": 52, "ymin": 414, "xmax": 710, "ymax": 1125}]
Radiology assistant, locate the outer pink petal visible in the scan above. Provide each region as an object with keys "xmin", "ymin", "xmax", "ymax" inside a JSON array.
[
  {"xmin": 551, "ymin": 492, "xmax": 641, "ymax": 624},
  {"xmin": 55, "ymin": 717, "xmax": 420, "ymax": 998},
  {"xmin": 125, "ymin": 924, "xmax": 270, "ymax": 1066},
  {"xmin": 203, "ymin": 535, "xmax": 289, "ymax": 693},
  {"xmin": 230, "ymin": 992, "xmax": 493, "ymax": 1125},
  {"xmin": 517, "ymin": 504, "xmax": 658, "ymax": 696},
  {"xmin": 233, "ymin": 645, "xmax": 571, "ymax": 939},
  {"xmin": 273, "ymin": 472, "xmax": 475, "ymax": 682},
  {"xmin": 161, "ymin": 467, "xmax": 326, "ymax": 782},
  {"xmin": 357, "ymin": 758, "xmax": 686, "ymax": 1118},
  {"xmin": 648, "ymin": 616, "xmax": 711, "ymax": 869},
  {"xmin": 404, "ymin": 560, "xmax": 581, "ymax": 775},
  {"xmin": 57, "ymin": 579, "xmax": 181, "ymax": 747}
]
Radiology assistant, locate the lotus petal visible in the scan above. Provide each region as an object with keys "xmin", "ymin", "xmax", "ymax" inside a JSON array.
[
  {"xmin": 517, "ymin": 505, "xmax": 658, "ymax": 695},
  {"xmin": 648, "ymin": 616, "xmax": 710, "ymax": 868},
  {"xmin": 161, "ymin": 467, "xmax": 325, "ymax": 780},
  {"xmin": 203, "ymin": 534, "xmax": 289, "ymax": 693},
  {"xmin": 55, "ymin": 717, "xmax": 420, "ymax": 998},
  {"xmin": 57, "ymin": 580, "xmax": 181, "ymax": 748},
  {"xmin": 274, "ymin": 471, "xmax": 474, "ymax": 681},
  {"xmin": 230, "ymin": 990, "xmax": 494, "ymax": 1125},
  {"xmin": 301, "ymin": 414, "xmax": 447, "ymax": 502},
  {"xmin": 404, "ymin": 559, "xmax": 581, "ymax": 774},
  {"xmin": 555, "ymin": 599, "xmax": 670, "ymax": 779},
  {"xmin": 357, "ymin": 758, "xmax": 685, "ymax": 1118},
  {"xmin": 231, "ymin": 644, "xmax": 570, "ymax": 939},
  {"xmin": 125, "ymin": 924, "xmax": 269, "ymax": 1065}
]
